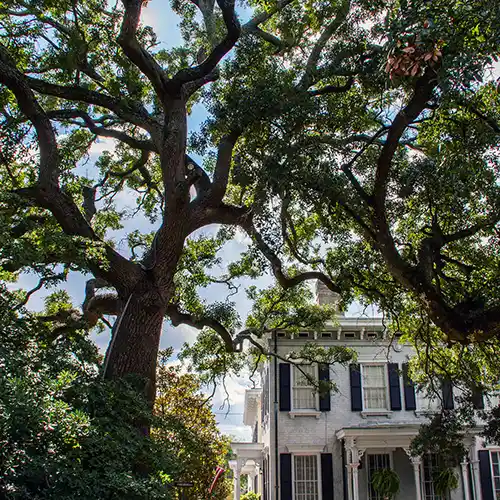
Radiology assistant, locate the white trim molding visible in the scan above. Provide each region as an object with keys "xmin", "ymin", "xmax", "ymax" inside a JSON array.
[{"xmin": 286, "ymin": 444, "xmax": 325, "ymax": 454}]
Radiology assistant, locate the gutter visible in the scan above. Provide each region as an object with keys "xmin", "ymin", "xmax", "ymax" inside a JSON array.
[{"xmin": 273, "ymin": 330, "xmax": 279, "ymax": 500}]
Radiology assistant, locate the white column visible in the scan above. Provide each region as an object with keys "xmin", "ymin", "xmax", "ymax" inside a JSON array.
[
  {"xmin": 346, "ymin": 464, "xmax": 353, "ymax": 500},
  {"xmin": 461, "ymin": 461, "xmax": 471, "ymax": 500},
  {"xmin": 471, "ymin": 460, "xmax": 482, "ymax": 500},
  {"xmin": 248, "ymin": 472, "xmax": 256, "ymax": 493},
  {"xmin": 411, "ymin": 457, "xmax": 423, "ymax": 500},
  {"xmin": 234, "ymin": 471, "xmax": 241, "ymax": 500},
  {"xmin": 352, "ymin": 464, "xmax": 360, "ymax": 500}
]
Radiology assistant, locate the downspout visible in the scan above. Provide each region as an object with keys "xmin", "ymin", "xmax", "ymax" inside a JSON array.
[{"xmin": 274, "ymin": 330, "xmax": 279, "ymax": 500}]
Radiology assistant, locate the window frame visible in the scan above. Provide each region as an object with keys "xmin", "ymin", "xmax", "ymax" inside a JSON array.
[
  {"xmin": 291, "ymin": 453, "xmax": 322, "ymax": 500},
  {"xmin": 291, "ymin": 364, "xmax": 319, "ymax": 411},
  {"xmin": 365, "ymin": 451, "xmax": 393, "ymax": 500},
  {"xmin": 360, "ymin": 363, "xmax": 390, "ymax": 412},
  {"xmin": 420, "ymin": 453, "xmax": 447, "ymax": 500},
  {"xmin": 490, "ymin": 450, "xmax": 500, "ymax": 500}
]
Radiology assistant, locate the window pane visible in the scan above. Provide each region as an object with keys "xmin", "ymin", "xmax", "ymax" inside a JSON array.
[
  {"xmin": 491, "ymin": 451, "xmax": 500, "ymax": 497},
  {"xmin": 363, "ymin": 365, "xmax": 388, "ymax": 410},
  {"xmin": 294, "ymin": 456, "xmax": 318, "ymax": 500},
  {"xmin": 293, "ymin": 366, "xmax": 316, "ymax": 410},
  {"xmin": 422, "ymin": 453, "xmax": 444, "ymax": 500}
]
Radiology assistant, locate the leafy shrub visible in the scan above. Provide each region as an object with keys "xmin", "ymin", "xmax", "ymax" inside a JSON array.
[
  {"xmin": 241, "ymin": 493, "xmax": 261, "ymax": 500},
  {"xmin": 371, "ymin": 468, "xmax": 400, "ymax": 500},
  {"xmin": 0, "ymin": 288, "xmax": 178, "ymax": 499}
]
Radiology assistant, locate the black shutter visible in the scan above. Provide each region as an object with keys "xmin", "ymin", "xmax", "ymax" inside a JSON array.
[
  {"xmin": 388, "ymin": 363, "xmax": 402, "ymax": 411},
  {"xmin": 442, "ymin": 380, "xmax": 454, "ymax": 410},
  {"xmin": 321, "ymin": 453, "xmax": 334, "ymax": 500},
  {"xmin": 319, "ymin": 363, "xmax": 331, "ymax": 411},
  {"xmin": 472, "ymin": 386, "xmax": 485, "ymax": 410},
  {"xmin": 350, "ymin": 364, "xmax": 363, "ymax": 411},
  {"xmin": 280, "ymin": 453, "xmax": 292, "ymax": 500},
  {"xmin": 279, "ymin": 363, "xmax": 291, "ymax": 411},
  {"xmin": 402, "ymin": 363, "xmax": 416, "ymax": 411},
  {"xmin": 479, "ymin": 450, "xmax": 494, "ymax": 500}
]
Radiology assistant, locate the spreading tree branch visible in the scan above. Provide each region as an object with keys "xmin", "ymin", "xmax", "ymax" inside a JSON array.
[
  {"xmin": 167, "ymin": 0, "xmax": 240, "ymax": 91},
  {"xmin": 118, "ymin": 0, "xmax": 168, "ymax": 99}
]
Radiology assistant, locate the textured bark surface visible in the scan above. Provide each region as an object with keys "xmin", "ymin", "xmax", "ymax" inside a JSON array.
[{"xmin": 104, "ymin": 282, "xmax": 166, "ymax": 402}]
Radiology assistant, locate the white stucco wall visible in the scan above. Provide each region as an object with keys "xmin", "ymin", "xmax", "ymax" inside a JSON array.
[{"xmin": 258, "ymin": 331, "xmax": 468, "ymax": 500}]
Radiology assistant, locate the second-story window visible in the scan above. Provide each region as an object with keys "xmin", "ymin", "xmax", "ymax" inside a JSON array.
[
  {"xmin": 362, "ymin": 365, "xmax": 388, "ymax": 410},
  {"xmin": 293, "ymin": 365, "xmax": 317, "ymax": 410}
]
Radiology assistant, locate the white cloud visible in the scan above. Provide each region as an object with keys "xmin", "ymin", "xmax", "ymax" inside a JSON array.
[
  {"xmin": 89, "ymin": 137, "xmax": 117, "ymax": 156},
  {"xmin": 217, "ymin": 422, "xmax": 252, "ymax": 442}
]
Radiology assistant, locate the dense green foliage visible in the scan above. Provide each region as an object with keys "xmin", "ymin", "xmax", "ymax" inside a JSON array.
[
  {"xmin": 0, "ymin": 287, "xmax": 227, "ymax": 499},
  {"xmin": 154, "ymin": 351, "xmax": 231, "ymax": 500},
  {"xmin": 370, "ymin": 468, "xmax": 400, "ymax": 500},
  {"xmin": 1, "ymin": 0, "xmax": 500, "ymax": 490}
]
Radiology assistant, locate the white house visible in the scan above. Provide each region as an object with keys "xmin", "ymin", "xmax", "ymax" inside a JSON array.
[{"xmin": 229, "ymin": 283, "xmax": 498, "ymax": 500}]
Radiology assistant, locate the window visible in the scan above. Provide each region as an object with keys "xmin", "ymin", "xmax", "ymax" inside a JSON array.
[
  {"xmin": 362, "ymin": 365, "xmax": 388, "ymax": 410},
  {"xmin": 416, "ymin": 388, "xmax": 441, "ymax": 413},
  {"xmin": 293, "ymin": 455, "xmax": 319, "ymax": 500},
  {"xmin": 421, "ymin": 454, "xmax": 445, "ymax": 500},
  {"xmin": 491, "ymin": 451, "xmax": 500, "ymax": 499},
  {"xmin": 367, "ymin": 453, "xmax": 390, "ymax": 500},
  {"xmin": 293, "ymin": 365, "xmax": 317, "ymax": 410}
]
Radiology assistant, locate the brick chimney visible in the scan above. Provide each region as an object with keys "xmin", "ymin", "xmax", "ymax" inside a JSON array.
[{"xmin": 315, "ymin": 280, "xmax": 343, "ymax": 315}]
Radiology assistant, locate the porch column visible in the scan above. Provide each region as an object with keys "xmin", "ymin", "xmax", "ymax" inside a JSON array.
[
  {"xmin": 346, "ymin": 438, "xmax": 362, "ymax": 500},
  {"xmin": 470, "ymin": 442, "xmax": 483, "ymax": 500},
  {"xmin": 471, "ymin": 459, "xmax": 482, "ymax": 500},
  {"xmin": 461, "ymin": 460, "xmax": 471, "ymax": 500},
  {"xmin": 351, "ymin": 463, "xmax": 360, "ymax": 500},
  {"xmin": 411, "ymin": 457, "xmax": 423, "ymax": 500},
  {"xmin": 234, "ymin": 471, "xmax": 241, "ymax": 500},
  {"xmin": 229, "ymin": 459, "xmax": 243, "ymax": 500},
  {"xmin": 346, "ymin": 463, "xmax": 353, "ymax": 500},
  {"xmin": 248, "ymin": 471, "xmax": 256, "ymax": 493}
]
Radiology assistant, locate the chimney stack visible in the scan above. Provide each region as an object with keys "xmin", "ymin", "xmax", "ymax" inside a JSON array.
[{"xmin": 315, "ymin": 280, "xmax": 343, "ymax": 316}]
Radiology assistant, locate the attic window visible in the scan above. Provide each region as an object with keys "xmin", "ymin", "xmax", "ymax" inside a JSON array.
[
  {"xmin": 344, "ymin": 332, "xmax": 356, "ymax": 339},
  {"xmin": 277, "ymin": 332, "xmax": 286, "ymax": 338},
  {"xmin": 298, "ymin": 332, "xmax": 310, "ymax": 338},
  {"xmin": 367, "ymin": 332, "xmax": 378, "ymax": 339},
  {"xmin": 321, "ymin": 332, "xmax": 332, "ymax": 338}
]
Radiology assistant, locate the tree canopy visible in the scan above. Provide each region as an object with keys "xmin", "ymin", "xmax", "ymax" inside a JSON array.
[{"xmin": 0, "ymin": 0, "xmax": 499, "ymax": 403}]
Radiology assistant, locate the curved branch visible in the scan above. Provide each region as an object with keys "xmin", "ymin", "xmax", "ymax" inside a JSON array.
[
  {"xmin": 46, "ymin": 109, "xmax": 156, "ymax": 151},
  {"xmin": 299, "ymin": 0, "xmax": 351, "ymax": 90},
  {"xmin": 26, "ymin": 76, "xmax": 152, "ymax": 129},
  {"xmin": 0, "ymin": 45, "xmax": 59, "ymax": 187},
  {"xmin": 166, "ymin": 304, "xmax": 234, "ymax": 352},
  {"xmin": 240, "ymin": 216, "xmax": 342, "ymax": 293},
  {"xmin": 118, "ymin": 0, "xmax": 167, "ymax": 99},
  {"xmin": 210, "ymin": 129, "xmax": 242, "ymax": 204},
  {"xmin": 167, "ymin": 0, "xmax": 240, "ymax": 90}
]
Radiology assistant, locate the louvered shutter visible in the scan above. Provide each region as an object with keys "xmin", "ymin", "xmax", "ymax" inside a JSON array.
[
  {"xmin": 388, "ymin": 363, "xmax": 402, "ymax": 411},
  {"xmin": 280, "ymin": 453, "xmax": 292, "ymax": 500},
  {"xmin": 279, "ymin": 363, "xmax": 291, "ymax": 411},
  {"xmin": 350, "ymin": 364, "xmax": 362, "ymax": 411},
  {"xmin": 319, "ymin": 363, "xmax": 331, "ymax": 411},
  {"xmin": 321, "ymin": 453, "xmax": 334, "ymax": 500},
  {"xmin": 402, "ymin": 363, "xmax": 416, "ymax": 411}
]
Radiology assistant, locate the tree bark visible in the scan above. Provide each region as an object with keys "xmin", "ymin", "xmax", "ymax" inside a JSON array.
[{"xmin": 103, "ymin": 279, "xmax": 166, "ymax": 403}]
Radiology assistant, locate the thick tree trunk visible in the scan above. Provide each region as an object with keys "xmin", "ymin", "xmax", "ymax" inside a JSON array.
[{"xmin": 103, "ymin": 279, "xmax": 166, "ymax": 403}]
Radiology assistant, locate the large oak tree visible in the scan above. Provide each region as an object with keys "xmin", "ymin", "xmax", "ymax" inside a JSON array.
[{"xmin": 1, "ymin": 0, "xmax": 500, "ymax": 404}]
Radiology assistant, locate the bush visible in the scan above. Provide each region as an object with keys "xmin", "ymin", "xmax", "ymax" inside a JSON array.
[
  {"xmin": 0, "ymin": 288, "xmax": 178, "ymax": 499},
  {"xmin": 241, "ymin": 493, "xmax": 261, "ymax": 500}
]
